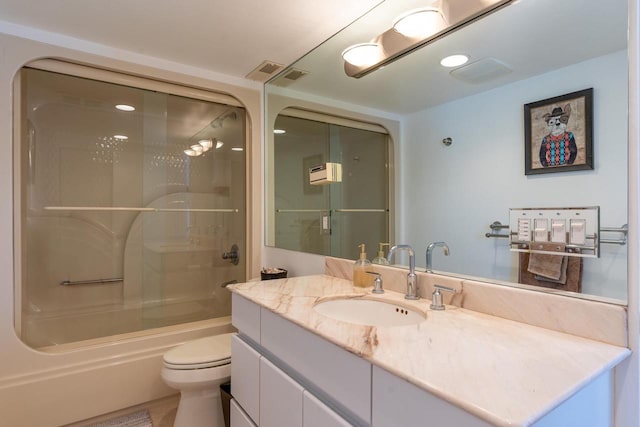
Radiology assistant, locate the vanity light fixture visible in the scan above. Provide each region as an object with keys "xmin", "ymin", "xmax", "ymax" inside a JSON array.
[
  {"xmin": 198, "ymin": 139, "xmax": 213, "ymax": 150},
  {"xmin": 113, "ymin": 134, "xmax": 128, "ymax": 140},
  {"xmin": 440, "ymin": 54, "xmax": 469, "ymax": 67},
  {"xmin": 393, "ymin": 8, "xmax": 448, "ymax": 39},
  {"xmin": 342, "ymin": 43, "xmax": 384, "ymax": 67},
  {"xmin": 184, "ymin": 148, "xmax": 200, "ymax": 157},
  {"xmin": 115, "ymin": 104, "xmax": 135, "ymax": 112},
  {"xmin": 215, "ymin": 140, "xmax": 224, "ymax": 149},
  {"xmin": 190, "ymin": 144, "xmax": 204, "ymax": 155},
  {"xmin": 343, "ymin": 0, "xmax": 513, "ymax": 78}
]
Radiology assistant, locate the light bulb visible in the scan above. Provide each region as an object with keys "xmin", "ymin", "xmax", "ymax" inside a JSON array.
[
  {"xmin": 393, "ymin": 8, "xmax": 448, "ymax": 39},
  {"xmin": 342, "ymin": 43, "xmax": 383, "ymax": 67}
]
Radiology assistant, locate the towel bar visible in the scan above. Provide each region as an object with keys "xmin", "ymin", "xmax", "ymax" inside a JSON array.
[{"xmin": 485, "ymin": 221, "xmax": 627, "ymax": 246}]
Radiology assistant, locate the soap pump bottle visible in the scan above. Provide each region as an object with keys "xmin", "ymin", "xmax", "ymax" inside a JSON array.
[
  {"xmin": 372, "ymin": 243, "xmax": 390, "ymax": 265},
  {"xmin": 353, "ymin": 243, "xmax": 372, "ymax": 287}
]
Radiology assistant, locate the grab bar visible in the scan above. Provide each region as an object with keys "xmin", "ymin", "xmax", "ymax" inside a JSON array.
[{"xmin": 60, "ymin": 277, "xmax": 123, "ymax": 286}]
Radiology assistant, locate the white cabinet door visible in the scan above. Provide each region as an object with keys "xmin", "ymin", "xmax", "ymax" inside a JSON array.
[
  {"xmin": 231, "ymin": 399, "xmax": 257, "ymax": 427},
  {"xmin": 372, "ymin": 366, "xmax": 491, "ymax": 427},
  {"xmin": 260, "ymin": 357, "xmax": 304, "ymax": 427},
  {"xmin": 261, "ymin": 309, "xmax": 371, "ymax": 425},
  {"xmin": 231, "ymin": 335, "xmax": 261, "ymax": 424},
  {"xmin": 303, "ymin": 391, "xmax": 353, "ymax": 427}
]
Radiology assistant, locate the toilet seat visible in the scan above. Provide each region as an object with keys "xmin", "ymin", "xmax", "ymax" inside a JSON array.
[{"xmin": 163, "ymin": 333, "xmax": 233, "ymax": 370}]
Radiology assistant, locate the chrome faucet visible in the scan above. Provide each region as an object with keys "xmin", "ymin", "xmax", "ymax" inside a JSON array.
[
  {"xmin": 426, "ymin": 242, "xmax": 450, "ymax": 273},
  {"xmin": 387, "ymin": 244, "xmax": 419, "ymax": 300}
]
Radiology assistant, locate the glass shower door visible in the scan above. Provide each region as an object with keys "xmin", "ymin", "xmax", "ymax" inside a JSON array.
[{"xmin": 15, "ymin": 66, "xmax": 246, "ymax": 348}]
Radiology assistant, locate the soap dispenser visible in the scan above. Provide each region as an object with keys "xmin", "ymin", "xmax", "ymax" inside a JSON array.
[
  {"xmin": 372, "ymin": 243, "xmax": 390, "ymax": 265},
  {"xmin": 353, "ymin": 243, "xmax": 372, "ymax": 287}
]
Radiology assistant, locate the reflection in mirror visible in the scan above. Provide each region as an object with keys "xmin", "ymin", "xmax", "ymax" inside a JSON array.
[
  {"xmin": 265, "ymin": 0, "xmax": 628, "ymax": 303},
  {"xmin": 271, "ymin": 111, "xmax": 390, "ymax": 259}
]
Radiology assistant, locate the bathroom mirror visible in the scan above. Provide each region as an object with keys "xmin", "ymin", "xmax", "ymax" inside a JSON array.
[{"xmin": 265, "ymin": 0, "xmax": 628, "ymax": 302}]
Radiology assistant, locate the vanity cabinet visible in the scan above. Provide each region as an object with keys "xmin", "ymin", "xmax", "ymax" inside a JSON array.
[
  {"xmin": 231, "ymin": 333, "xmax": 352, "ymax": 427},
  {"xmin": 231, "ymin": 291, "xmax": 618, "ymax": 427}
]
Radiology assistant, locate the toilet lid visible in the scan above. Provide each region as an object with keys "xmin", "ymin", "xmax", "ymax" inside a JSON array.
[{"xmin": 163, "ymin": 333, "xmax": 233, "ymax": 370}]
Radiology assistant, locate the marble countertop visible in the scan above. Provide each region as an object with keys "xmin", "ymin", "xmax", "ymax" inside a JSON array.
[{"xmin": 229, "ymin": 274, "xmax": 630, "ymax": 427}]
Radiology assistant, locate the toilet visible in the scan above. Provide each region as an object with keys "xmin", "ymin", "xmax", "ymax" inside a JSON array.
[{"xmin": 161, "ymin": 333, "xmax": 233, "ymax": 427}]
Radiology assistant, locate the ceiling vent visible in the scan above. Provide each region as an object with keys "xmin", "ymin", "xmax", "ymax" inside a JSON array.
[
  {"xmin": 450, "ymin": 58, "xmax": 512, "ymax": 84},
  {"xmin": 271, "ymin": 68, "xmax": 309, "ymax": 87},
  {"xmin": 246, "ymin": 60, "xmax": 285, "ymax": 82}
]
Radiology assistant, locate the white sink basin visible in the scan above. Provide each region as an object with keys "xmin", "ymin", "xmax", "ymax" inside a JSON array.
[{"xmin": 313, "ymin": 298, "xmax": 425, "ymax": 327}]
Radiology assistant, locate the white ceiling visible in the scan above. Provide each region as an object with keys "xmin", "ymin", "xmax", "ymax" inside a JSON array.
[{"xmin": 0, "ymin": 0, "xmax": 382, "ymax": 78}]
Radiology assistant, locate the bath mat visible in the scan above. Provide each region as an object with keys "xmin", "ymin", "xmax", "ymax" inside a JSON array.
[{"xmin": 90, "ymin": 409, "xmax": 153, "ymax": 427}]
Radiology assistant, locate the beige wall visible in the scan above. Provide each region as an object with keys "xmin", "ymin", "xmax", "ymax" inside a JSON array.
[{"xmin": 0, "ymin": 32, "xmax": 261, "ymax": 426}]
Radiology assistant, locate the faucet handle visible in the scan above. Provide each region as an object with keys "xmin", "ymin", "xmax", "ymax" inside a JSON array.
[
  {"xmin": 430, "ymin": 284, "xmax": 455, "ymax": 310},
  {"xmin": 366, "ymin": 271, "xmax": 384, "ymax": 294}
]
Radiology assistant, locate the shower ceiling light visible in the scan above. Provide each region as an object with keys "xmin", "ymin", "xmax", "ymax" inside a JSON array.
[
  {"xmin": 343, "ymin": 0, "xmax": 513, "ymax": 78},
  {"xmin": 113, "ymin": 135, "xmax": 128, "ymax": 140},
  {"xmin": 273, "ymin": 129, "xmax": 286, "ymax": 134},
  {"xmin": 393, "ymin": 8, "xmax": 447, "ymax": 38},
  {"xmin": 115, "ymin": 104, "xmax": 135, "ymax": 112},
  {"xmin": 231, "ymin": 147, "xmax": 244, "ymax": 152}
]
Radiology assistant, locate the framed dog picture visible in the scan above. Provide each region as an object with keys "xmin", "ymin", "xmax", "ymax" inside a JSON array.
[{"xmin": 524, "ymin": 88, "xmax": 593, "ymax": 175}]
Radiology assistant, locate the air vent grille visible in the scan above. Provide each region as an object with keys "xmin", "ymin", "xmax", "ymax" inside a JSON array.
[
  {"xmin": 246, "ymin": 60, "xmax": 285, "ymax": 82},
  {"xmin": 271, "ymin": 68, "xmax": 309, "ymax": 87},
  {"xmin": 450, "ymin": 58, "xmax": 512, "ymax": 84}
]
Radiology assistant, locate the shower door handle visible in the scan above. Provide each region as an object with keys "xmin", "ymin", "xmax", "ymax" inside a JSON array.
[{"xmin": 222, "ymin": 244, "xmax": 240, "ymax": 265}]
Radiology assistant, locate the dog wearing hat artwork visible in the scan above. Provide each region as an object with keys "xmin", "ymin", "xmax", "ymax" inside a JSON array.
[{"xmin": 539, "ymin": 104, "xmax": 578, "ymax": 167}]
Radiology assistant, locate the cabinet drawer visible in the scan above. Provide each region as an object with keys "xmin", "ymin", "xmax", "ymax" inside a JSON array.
[
  {"xmin": 303, "ymin": 390, "xmax": 352, "ymax": 427},
  {"xmin": 231, "ymin": 335, "xmax": 261, "ymax": 424},
  {"xmin": 232, "ymin": 293, "xmax": 261, "ymax": 343},
  {"xmin": 260, "ymin": 357, "xmax": 304, "ymax": 427},
  {"xmin": 261, "ymin": 309, "xmax": 371, "ymax": 426},
  {"xmin": 372, "ymin": 366, "xmax": 491, "ymax": 427},
  {"xmin": 231, "ymin": 399, "xmax": 257, "ymax": 427}
]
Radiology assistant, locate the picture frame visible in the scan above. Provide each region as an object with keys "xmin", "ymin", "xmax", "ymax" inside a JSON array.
[{"xmin": 524, "ymin": 88, "xmax": 593, "ymax": 175}]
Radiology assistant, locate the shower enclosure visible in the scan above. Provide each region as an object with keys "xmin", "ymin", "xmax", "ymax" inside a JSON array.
[{"xmin": 14, "ymin": 64, "xmax": 246, "ymax": 348}]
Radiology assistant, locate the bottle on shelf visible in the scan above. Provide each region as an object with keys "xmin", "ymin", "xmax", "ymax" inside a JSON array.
[{"xmin": 372, "ymin": 242, "xmax": 390, "ymax": 265}]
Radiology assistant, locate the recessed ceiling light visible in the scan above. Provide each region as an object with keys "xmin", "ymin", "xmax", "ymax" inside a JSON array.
[
  {"xmin": 115, "ymin": 104, "xmax": 135, "ymax": 112},
  {"xmin": 231, "ymin": 147, "xmax": 244, "ymax": 152},
  {"xmin": 342, "ymin": 43, "xmax": 383, "ymax": 67},
  {"xmin": 113, "ymin": 135, "xmax": 128, "ymax": 140},
  {"xmin": 440, "ymin": 54, "xmax": 469, "ymax": 67},
  {"xmin": 274, "ymin": 129, "xmax": 286, "ymax": 134}
]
